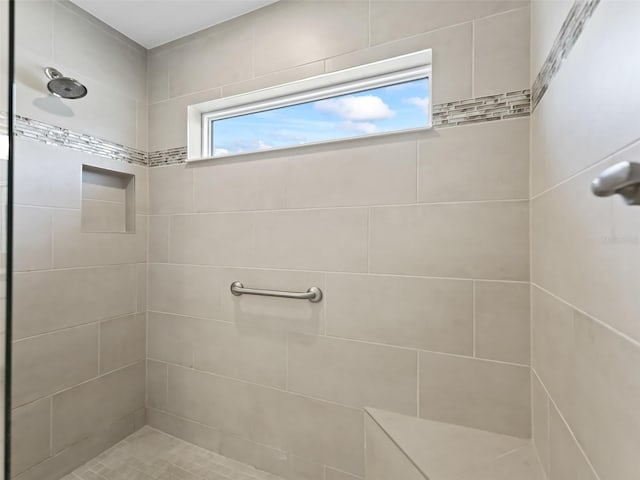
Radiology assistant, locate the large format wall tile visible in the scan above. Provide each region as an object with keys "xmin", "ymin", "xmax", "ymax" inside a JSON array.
[
  {"xmin": 419, "ymin": 352, "xmax": 530, "ymax": 437},
  {"xmin": 11, "ymin": 398, "xmax": 51, "ymax": 476},
  {"xmin": 531, "ymin": 373, "xmax": 550, "ymax": 476},
  {"xmin": 146, "ymin": 360, "xmax": 168, "ymax": 411},
  {"xmin": 15, "ymin": 54, "xmax": 140, "ymax": 149},
  {"xmin": 474, "ymin": 281, "xmax": 530, "ymax": 364},
  {"xmin": 13, "ymin": 265, "xmax": 137, "ymax": 339},
  {"xmin": 52, "ymin": 362, "xmax": 145, "ymax": 453},
  {"xmin": 150, "ymin": 265, "xmax": 326, "ymax": 334},
  {"xmin": 53, "ymin": 1, "xmax": 146, "ymax": 102},
  {"xmin": 325, "ymin": 273, "xmax": 473, "ymax": 354},
  {"xmin": 418, "ymin": 119, "xmax": 529, "ymax": 202},
  {"xmin": 166, "ymin": 17, "xmax": 252, "ymax": 98},
  {"xmin": 148, "ymin": 264, "xmax": 226, "ymax": 319},
  {"xmin": 14, "ymin": 138, "xmax": 82, "ymax": 209},
  {"xmin": 148, "ymin": 87, "xmax": 221, "ymax": 151},
  {"xmin": 325, "ymin": 468, "xmax": 362, "ymax": 480},
  {"xmin": 147, "ymin": 49, "xmax": 169, "ymax": 104},
  {"xmin": 192, "ymin": 138, "xmax": 418, "ymax": 213},
  {"xmin": 13, "ymin": 323, "xmax": 99, "ymax": 406},
  {"xmin": 148, "ymin": 215, "xmax": 169, "ymax": 263},
  {"xmin": 369, "ymin": 0, "xmax": 525, "ymax": 45},
  {"xmin": 100, "ymin": 313, "xmax": 146, "ymax": 373},
  {"xmin": 221, "ymin": 61, "xmax": 325, "ymax": 98},
  {"xmin": 531, "ymin": 287, "xmax": 575, "ymax": 419},
  {"xmin": 288, "ymin": 334, "xmax": 418, "ymax": 415},
  {"xmin": 530, "ymin": 1, "xmax": 640, "ymax": 194},
  {"xmin": 370, "ymin": 202, "xmax": 529, "ymax": 280},
  {"xmin": 548, "ymin": 405, "xmax": 598, "ymax": 480},
  {"xmin": 13, "ymin": 205, "xmax": 52, "ymax": 271},
  {"xmin": 168, "ymin": 212, "xmax": 255, "ymax": 266},
  {"xmin": 148, "ymin": 311, "xmax": 287, "ymax": 388},
  {"xmin": 282, "ymin": 139, "xmax": 417, "ymax": 209},
  {"xmin": 326, "ymin": 22, "xmax": 473, "ymax": 105},
  {"xmin": 149, "ymin": 164, "xmax": 194, "ymax": 214},
  {"xmin": 473, "ymin": 8, "xmax": 530, "ymax": 97},
  {"xmin": 193, "ymin": 156, "xmax": 288, "ymax": 213},
  {"xmin": 166, "ymin": 365, "xmax": 364, "ymax": 476},
  {"xmin": 531, "ymin": 143, "xmax": 640, "ymax": 343},
  {"xmin": 571, "ymin": 312, "xmax": 640, "ymax": 480},
  {"xmin": 52, "ymin": 210, "xmax": 147, "ymax": 267},
  {"xmin": 252, "ymin": 208, "xmax": 369, "ymax": 272},
  {"xmin": 252, "ymin": 0, "xmax": 368, "ymax": 76},
  {"xmin": 15, "ymin": 410, "xmax": 142, "ymax": 480}
]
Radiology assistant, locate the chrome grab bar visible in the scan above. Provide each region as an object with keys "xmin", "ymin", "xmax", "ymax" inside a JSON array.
[{"xmin": 230, "ymin": 281, "xmax": 323, "ymax": 303}]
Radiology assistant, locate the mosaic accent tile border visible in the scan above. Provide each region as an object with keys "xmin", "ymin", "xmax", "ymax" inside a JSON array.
[
  {"xmin": 148, "ymin": 146, "xmax": 187, "ymax": 167},
  {"xmin": 147, "ymin": 91, "xmax": 531, "ymax": 167},
  {"xmin": 432, "ymin": 90, "xmax": 530, "ymax": 128},
  {"xmin": 10, "ymin": 114, "xmax": 148, "ymax": 167},
  {"xmin": 531, "ymin": 0, "xmax": 601, "ymax": 110},
  {"xmin": 5, "ymin": 87, "xmax": 532, "ymax": 169}
]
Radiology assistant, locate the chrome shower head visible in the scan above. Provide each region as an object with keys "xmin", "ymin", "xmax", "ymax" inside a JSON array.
[{"xmin": 44, "ymin": 67, "xmax": 87, "ymax": 99}]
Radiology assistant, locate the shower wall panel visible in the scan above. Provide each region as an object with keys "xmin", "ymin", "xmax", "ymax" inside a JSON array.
[
  {"xmin": 10, "ymin": 1, "xmax": 148, "ymax": 478},
  {"xmin": 147, "ymin": 2, "xmax": 532, "ymax": 478},
  {"xmin": 530, "ymin": 2, "xmax": 640, "ymax": 480}
]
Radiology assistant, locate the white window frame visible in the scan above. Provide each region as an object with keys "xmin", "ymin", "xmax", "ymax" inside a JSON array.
[{"xmin": 186, "ymin": 49, "xmax": 432, "ymax": 162}]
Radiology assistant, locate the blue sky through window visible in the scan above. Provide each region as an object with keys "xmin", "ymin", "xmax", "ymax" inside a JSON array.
[{"xmin": 211, "ymin": 77, "xmax": 429, "ymax": 156}]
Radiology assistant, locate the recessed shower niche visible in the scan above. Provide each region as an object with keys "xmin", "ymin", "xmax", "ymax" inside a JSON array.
[{"xmin": 81, "ymin": 165, "xmax": 135, "ymax": 233}]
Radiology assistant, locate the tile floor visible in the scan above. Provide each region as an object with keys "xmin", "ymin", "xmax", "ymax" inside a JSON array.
[{"xmin": 60, "ymin": 426, "xmax": 285, "ymax": 480}]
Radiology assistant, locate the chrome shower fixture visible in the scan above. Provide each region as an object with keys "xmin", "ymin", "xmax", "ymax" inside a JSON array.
[{"xmin": 44, "ymin": 67, "xmax": 88, "ymax": 99}]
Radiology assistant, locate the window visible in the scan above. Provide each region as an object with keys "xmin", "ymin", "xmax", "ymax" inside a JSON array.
[{"xmin": 187, "ymin": 49, "xmax": 432, "ymax": 161}]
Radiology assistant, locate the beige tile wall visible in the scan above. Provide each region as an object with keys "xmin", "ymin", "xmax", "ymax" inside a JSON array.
[
  {"xmin": 530, "ymin": 2, "xmax": 640, "ymax": 480},
  {"xmin": 15, "ymin": 0, "xmax": 147, "ymax": 150},
  {"xmin": 12, "ymin": 1, "xmax": 149, "ymax": 476},
  {"xmin": 147, "ymin": 1, "xmax": 531, "ymax": 151},
  {"xmin": 146, "ymin": 2, "xmax": 532, "ymax": 478},
  {"xmin": 11, "ymin": 1, "xmax": 535, "ymax": 479},
  {"xmin": 11, "ymin": 137, "xmax": 148, "ymax": 480}
]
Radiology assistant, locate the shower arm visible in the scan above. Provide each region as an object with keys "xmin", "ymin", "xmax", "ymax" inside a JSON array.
[{"xmin": 591, "ymin": 161, "xmax": 640, "ymax": 205}]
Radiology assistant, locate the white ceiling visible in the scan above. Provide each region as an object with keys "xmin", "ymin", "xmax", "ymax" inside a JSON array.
[{"xmin": 69, "ymin": 0, "xmax": 279, "ymax": 49}]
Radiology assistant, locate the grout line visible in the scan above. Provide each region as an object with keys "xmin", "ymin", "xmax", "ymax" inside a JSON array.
[
  {"xmin": 416, "ymin": 351, "xmax": 420, "ymax": 418},
  {"xmin": 471, "ymin": 20, "xmax": 475, "ymax": 98},
  {"xmin": 49, "ymin": 396, "xmax": 54, "ymax": 456},
  {"xmin": 367, "ymin": 0, "xmax": 372, "ymax": 47},
  {"xmin": 285, "ymin": 332, "xmax": 289, "ymax": 391},
  {"xmin": 472, "ymin": 280, "xmax": 477, "ymax": 357},
  {"xmin": 366, "ymin": 207, "xmax": 371, "ymax": 274},
  {"xmin": 97, "ymin": 319, "xmax": 102, "ymax": 374},
  {"xmin": 532, "ymin": 369, "xmax": 602, "ymax": 480},
  {"xmin": 530, "ymin": 134, "xmax": 640, "ymax": 201},
  {"xmin": 164, "ymin": 362, "xmax": 169, "ymax": 408},
  {"xmin": 146, "ymin": 262, "xmax": 530, "ymax": 285},
  {"xmin": 12, "ymin": 360, "xmax": 144, "ymax": 411},
  {"xmin": 364, "ymin": 409, "xmax": 429, "ymax": 480},
  {"xmin": 143, "ymin": 198, "xmax": 530, "ymax": 217},
  {"xmin": 415, "ymin": 139, "xmax": 420, "ymax": 203},
  {"xmin": 14, "ymin": 312, "xmax": 137, "ymax": 342},
  {"xmin": 531, "ymin": 282, "xmax": 640, "ymax": 351}
]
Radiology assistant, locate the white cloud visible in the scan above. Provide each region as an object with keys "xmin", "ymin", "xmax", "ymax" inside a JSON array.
[
  {"xmin": 315, "ymin": 95, "xmax": 395, "ymax": 121},
  {"xmin": 341, "ymin": 120, "xmax": 378, "ymax": 134},
  {"xmin": 257, "ymin": 140, "xmax": 273, "ymax": 150},
  {"xmin": 405, "ymin": 96, "xmax": 430, "ymax": 114},
  {"xmin": 213, "ymin": 147, "xmax": 229, "ymax": 156}
]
